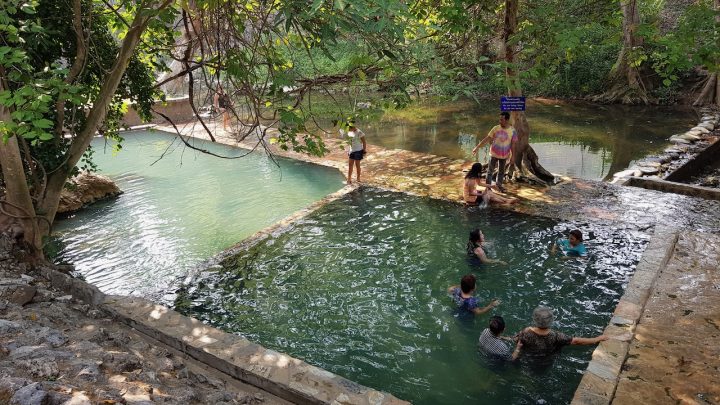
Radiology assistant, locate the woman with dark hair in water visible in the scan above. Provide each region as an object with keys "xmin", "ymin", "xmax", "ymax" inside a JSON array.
[
  {"xmin": 467, "ymin": 228, "xmax": 507, "ymax": 265},
  {"xmin": 463, "ymin": 163, "xmax": 517, "ymax": 206}
]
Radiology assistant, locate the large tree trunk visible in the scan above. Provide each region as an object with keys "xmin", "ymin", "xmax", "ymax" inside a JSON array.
[
  {"xmin": 0, "ymin": 72, "xmax": 40, "ymax": 252},
  {"xmin": 0, "ymin": 0, "xmax": 172, "ymax": 259},
  {"xmin": 502, "ymin": 0, "xmax": 555, "ymax": 185},
  {"xmin": 693, "ymin": 0, "xmax": 719, "ymax": 107},
  {"xmin": 595, "ymin": 0, "xmax": 649, "ymax": 104}
]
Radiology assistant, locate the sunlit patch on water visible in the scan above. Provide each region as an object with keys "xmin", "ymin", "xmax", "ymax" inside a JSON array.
[{"xmin": 177, "ymin": 188, "xmax": 649, "ymax": 404}]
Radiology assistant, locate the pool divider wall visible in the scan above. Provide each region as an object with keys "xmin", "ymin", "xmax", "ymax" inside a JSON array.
[
  {"xmin": 623, "ymin": 176, "xmax": 720, "ymax": 201},
  {"xmin": 571, "ymin": 226, "xmax": 679, "ymax": 405}
]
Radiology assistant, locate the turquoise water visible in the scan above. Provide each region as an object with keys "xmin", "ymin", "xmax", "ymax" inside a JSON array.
[
  {"xmin": 176, "ymin": 188, "xmax": 649, "ymax": 404},
  {"xmin": 52, "ymin": 131, "xmax": 343, "ymax": 299}
]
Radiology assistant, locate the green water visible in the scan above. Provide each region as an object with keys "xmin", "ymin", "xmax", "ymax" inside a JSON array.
[
  {"xmin": 52, "ymin": 131, "xmax": 343, "ymax": 299},
  {"xmin": 308, "ymin": 97, "xmax": 694, "ymax": 180},
  {"xmin": 177, "ymin": 188, "xmax": 649, "ymax": 404}
]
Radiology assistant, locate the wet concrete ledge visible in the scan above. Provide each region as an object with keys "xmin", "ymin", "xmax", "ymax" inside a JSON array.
[
  {"xmin": 623, "ymin": 176, "xmax": 720, "ymax": 201},
  {"xmin": 571, "ymin": 226, "xmax": 680, "ymax": 405}
]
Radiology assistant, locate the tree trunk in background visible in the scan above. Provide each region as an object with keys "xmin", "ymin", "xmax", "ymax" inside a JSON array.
[
  {"xmin": 693, "ymin": 0, "xmax": 719, "ymax": 107},
  {"xmin": 502, "ymin": 0, "xmax": 555, "ymax": 185},
  {"xmin": 0, "ymin": 76, "xmax": 40, "ymax": 252},
  {"xmin": 595, "ymin": 0, "xmax": 649, "ymax": 104}
]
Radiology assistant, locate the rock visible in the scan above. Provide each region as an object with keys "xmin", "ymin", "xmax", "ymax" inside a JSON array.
[
  {"xmin": 0, "ymin": 319, "xmax": 21, "ymax": 334},
  {"xmin": 47, "ymin": 390, "xmax": 72, "ymax": 405},
  {"xmin": 356, "ymin": 101, "xmax": 373, "ymax": 109},
  {"xmin": 0, "ymin": 377, "xmax": 30, "ymax": 392},
  {"xmin": 57, "ymin": 172, "xmax": 122, "ymax": 214},
  {"xmin": 669, "ymin": 135, "xmax": 691, "ymax": 144},
  {"xmin": 62, "ymin": 392, "xmax": 92, "ymax": 405},
  {"xmin": 639, "ymin": 167, "xmax": 659, "ymax": 175},
  {"xmin": 698, "ymin": 122, "xmax": 715, "ymax": 131},
  {"xmin": 664, "ymin": 147, "xmax": 682, "ymax": 154},
  {"xmin": 692, "ymin": 126, "xmax": 711, "ymax": 133},
  {"xmin": 103, "ymin": 352, "xmax": 142, "ymax": 373},
  {"xmin": 56, "ymin": 295, "xmax": 73, "ymax": 303},
  {"xmin": 0, "ymin": 279, "xmax": 36, "ymax": 305},
  {"xmin": 10, "ymin": 382, "xmax": 48, "ymax": 405},
  {"xmin": 76, "ymin": 363, "xmax": 101, "ymax": 382},
  {"xmin": 16, "ymin": 358, "xmax": 60, "ymax": 378},
  {"xmin": 31, "ymin": 288, "xmax": 55, "ymax": 303},
  {"xmin": 680, "ymin": 133, "xmax": 703, "ymax": 141},
  {"xmin": 638, "ymin": 161, "xmax": 661, "ymax": 168},
  {"xmin": 38, "ymin": 327, "xmax": 69, "ymax": 347},
  {"xmin": 613, "ymin": 169, "xmax": 636, "ymax": 178}
]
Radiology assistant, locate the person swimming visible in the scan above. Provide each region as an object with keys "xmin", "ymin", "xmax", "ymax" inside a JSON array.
[
  {"xmin": 467, "ymin": 228, "xmax": 507, "ymax": 265},
  {"xmin": 551, "ymin": 229, "xmax": 587, "ymax": 257}
]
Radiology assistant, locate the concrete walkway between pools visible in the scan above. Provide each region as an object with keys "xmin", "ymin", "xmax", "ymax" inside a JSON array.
[{"xmin": 612, "ymin": 230, "xmax": 720, "ymax": 404}]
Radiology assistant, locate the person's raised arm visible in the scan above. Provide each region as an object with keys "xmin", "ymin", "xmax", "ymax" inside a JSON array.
[
  {"xmin": 570, "ymin": 335, "xmax": 608, "ymax": 345},
  {"xmin": 447, "ymin": 285, "xmax": 458, "ymax": 294},
  {"xmin": 472, "ymin": 299, "xmax": 500, "ymax": 315}
]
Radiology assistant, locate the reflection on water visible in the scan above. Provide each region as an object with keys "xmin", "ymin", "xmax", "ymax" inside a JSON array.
[
  {"xmin": 52, "ymin": 131, "xmax": 343, "ymax": 299},
  {"xmin": 310, "ymin": 97, "xmax": 694, "ymax": 180},
  {"xmin": 177, "ymin": 188, "xmax": 649, "ymax": 404}
]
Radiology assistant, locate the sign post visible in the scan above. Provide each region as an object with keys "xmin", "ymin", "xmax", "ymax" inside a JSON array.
[{"xmin": 500, "ymin": 96, "xmax": 526, "ymax": 112}]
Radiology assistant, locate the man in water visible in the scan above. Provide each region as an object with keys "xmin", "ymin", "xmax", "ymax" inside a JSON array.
[{"xmin": 472, "ymin": 112, "xmax": 517, "ymax": 193}]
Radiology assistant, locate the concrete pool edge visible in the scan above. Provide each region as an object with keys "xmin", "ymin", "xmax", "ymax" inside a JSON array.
[
  {"xmin": 570, "ymin": 226, "xmax": 679, "ymax": 405},
  {"xmin": 39, "ymin": 253, "xmax": 409, "ymax": 405}
]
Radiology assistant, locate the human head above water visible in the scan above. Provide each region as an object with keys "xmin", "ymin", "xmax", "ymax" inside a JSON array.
[
  {"xmin": 465, "ymin": 162, "xmax": 483, "ymax": 179},
  {"xmin": 532, "ymin": 306, "xmax": 554, "ymax": 329},
  {"xmin": 489, "ymin": 315, "xmax": 506, "ymax": 336},
  {"xmin": 569, "ymin": 229, "xmax": 583, "ymax": 245},
  {"xmin": 460, "ymin": 274, "xmax": 476, "ymax": 294},
  {"xmin": 469, "ymin": 228, "xmax": 484, "ymax": 244}
]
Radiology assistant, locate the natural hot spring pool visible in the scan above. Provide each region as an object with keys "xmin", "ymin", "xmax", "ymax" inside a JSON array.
[
  {"xmin": 52, "ymin": 130, "xmax": 344, "ymax": 299},
  {"xmin": 176, "ymin": 188, "xmax": 649, "ymax": 404}
]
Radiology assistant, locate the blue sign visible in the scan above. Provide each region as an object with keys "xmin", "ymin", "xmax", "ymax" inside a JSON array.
[{"xmin": 500, "ymin": 96, "xmax": 526, "ymax": 111}]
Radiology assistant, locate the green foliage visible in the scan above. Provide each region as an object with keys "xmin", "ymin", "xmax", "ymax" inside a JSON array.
[
  {"xmin": 0, "ymin": 0, "xmax": 162, "ymax": 181},
  {"xmin": 645, "ymin": 1, "xmax": 719, "ymax": 90}
]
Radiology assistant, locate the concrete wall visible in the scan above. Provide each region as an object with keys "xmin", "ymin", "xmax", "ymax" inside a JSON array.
[{"xmin": 122, "ymin": 96, "xmax": 195, "ymax": 127}]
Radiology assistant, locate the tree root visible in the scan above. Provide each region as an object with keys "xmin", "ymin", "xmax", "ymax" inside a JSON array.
[{"xmin": 693, "ymin": 73, "xmax": 718, "ymax": 107}]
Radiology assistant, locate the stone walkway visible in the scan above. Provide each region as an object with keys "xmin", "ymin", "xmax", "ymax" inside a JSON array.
[{"xmin": 613, "ymin": 231, "xmax": 720, "ymax": 405}]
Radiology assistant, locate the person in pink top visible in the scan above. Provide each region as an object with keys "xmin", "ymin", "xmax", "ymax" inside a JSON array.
[{"xmin": 472, "ymin": 112, "xmax": 517, "ymax": 193}]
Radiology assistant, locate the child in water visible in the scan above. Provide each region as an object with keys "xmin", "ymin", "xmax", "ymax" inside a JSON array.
[
  {"xmin": 552, "ymin": 229, "xmax": 587, "ymax": 257},
  {"xmin": 447, "ymin": 274, "xmax": 500, "ymax": 315}
]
